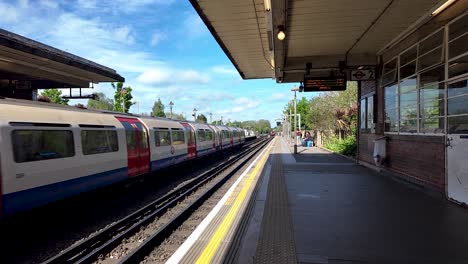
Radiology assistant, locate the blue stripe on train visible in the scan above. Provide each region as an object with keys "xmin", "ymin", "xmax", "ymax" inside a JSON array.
[
  {"xmin": 2, "ymin": 167, "xmax": 128, "ymax": 216},
  {"xmin": 151, "ymin": 154, "xmax": 188, "ymax": 171}
]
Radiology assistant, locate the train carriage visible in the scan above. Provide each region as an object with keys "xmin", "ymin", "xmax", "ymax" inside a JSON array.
[
  {"xmin": 140, "ymin": 117, "xmax": 189, "ymax": 171},
  {"xmin": 0, "ymin": 98, "xmax": 247, "ymax": 217},
  {"xmin": 0, "ymin": 99, "xmax": 129, "ymax": 216}
]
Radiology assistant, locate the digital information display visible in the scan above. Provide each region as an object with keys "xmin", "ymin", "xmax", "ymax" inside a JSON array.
[{"xmin": 303, "ymin": 75, "xmax": 347, "ymax": 92}]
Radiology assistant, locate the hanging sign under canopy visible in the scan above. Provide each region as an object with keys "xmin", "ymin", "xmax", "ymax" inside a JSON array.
[{"xmin": 303, "ymin": 75, "xmax": 347, "ymax": 92}]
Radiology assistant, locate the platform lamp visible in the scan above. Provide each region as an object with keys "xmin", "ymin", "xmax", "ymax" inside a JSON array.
[
  {"xmin": 169, "ymin": 101, "xmax": 174, "ymax": 119},
  {"xmin": 291, "ymin": 85, "xmax": 300, "ymax": 154},
  {"xmin": 193, "ymin": 108, "xmax": 197, "ymax": 121}
]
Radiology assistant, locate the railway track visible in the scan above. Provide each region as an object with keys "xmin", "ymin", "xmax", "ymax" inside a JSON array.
[{"xmin": 43, "ymin": 137, "xmax": 270, "ymax": 264}]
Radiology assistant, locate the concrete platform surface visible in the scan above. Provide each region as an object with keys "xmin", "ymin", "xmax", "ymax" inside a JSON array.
[{"xmin": 237, "ymin": 137, "xmax": 468, "ymax": 264}]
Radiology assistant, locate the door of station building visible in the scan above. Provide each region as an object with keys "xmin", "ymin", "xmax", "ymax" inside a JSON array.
[
  {"xmin": 447, "ymin": 78, "xmax": 468, "ymax": 204},
  {"xmin": 117, "ymin": 117, "xmax": 150, "ymax": 177}
]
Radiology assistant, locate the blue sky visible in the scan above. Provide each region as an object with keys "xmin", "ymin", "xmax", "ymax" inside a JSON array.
[{"xmin": 0, "ymin": 0, "xmax": 309, "ymax": 125}]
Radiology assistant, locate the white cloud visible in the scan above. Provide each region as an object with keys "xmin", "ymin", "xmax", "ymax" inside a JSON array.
[
  {"xmin": 0, "ymin": 3, "xmax": 19, "ymax": 23},
  {"xmin": 137, "ymin": 68, "xmax": 210, "ymax": 85},
  {"xmin": 113, "ymin": 26, "xmax": 135, "ymax": 45},
  {"xmin": 76, "ymin": 0, "xmax": 174, "ymax": 13},
  {"xmin": 211, "ymin": 65, "xmax": 238, "ymax": 75},
  {"xmin": 150, "ymin": 32, "xmax": 166, "ymax": 46}
]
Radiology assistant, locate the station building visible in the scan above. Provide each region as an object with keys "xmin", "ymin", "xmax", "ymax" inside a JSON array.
[
  {"xmin": 0, "ymin": 29, "xmax": 124, "ymax": 100},
  {"xmin": 191, "ymin": 0, "xmax": 468, "ymax": 203}
]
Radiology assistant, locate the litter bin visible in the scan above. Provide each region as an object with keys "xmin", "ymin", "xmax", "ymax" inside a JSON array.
[{"xmin": 373, "ymin": 136, "xmax": 387, "ymax": 166}]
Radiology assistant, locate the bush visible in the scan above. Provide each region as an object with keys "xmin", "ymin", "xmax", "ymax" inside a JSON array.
[{"xmin": 323, "ymin": 136, "xmax": 356, "ymax": 157}]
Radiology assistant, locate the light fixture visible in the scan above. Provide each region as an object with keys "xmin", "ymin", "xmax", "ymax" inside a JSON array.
[
  {"xmin": 432, "ymin": 0, "xmax": 457, "ymax": 16},
  {"xmin": 264, "ymin": 0, "xmax": 271, "ymax": 12},
  {"xmin": 277, "ymin": 25, "xmax": 286, "ymax": 40}
]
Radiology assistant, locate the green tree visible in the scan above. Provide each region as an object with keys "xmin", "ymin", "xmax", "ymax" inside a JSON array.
[
  {"xmin": 87, "ymin": 92, "xmax": 114, "ymax": 110},
  {"xmin": 196, "ymin": 114, "xmax": 207, "ymax": 123},
  {"xmin": 112, "ymin": 82, "xmax": 134, "ymax": 113},
  {"xmin": 40, "ymin": 89, "xmax": 69, "ymax": 105},
  {"xmin": 171, "ymin": 113, "xmax": 186, "ymax": 120},
  {"xmin": 151, "ymin": 98, "xmax": 166, "ymax": 117}
]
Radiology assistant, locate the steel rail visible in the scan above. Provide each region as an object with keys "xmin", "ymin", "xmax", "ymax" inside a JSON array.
[
  {"xmin": 119, "ymin": 137, "xmax": 271, "ymax": 263},
  {"xmin": 42, "ymin": 137, "xmax": 268, "ymax": 264}
]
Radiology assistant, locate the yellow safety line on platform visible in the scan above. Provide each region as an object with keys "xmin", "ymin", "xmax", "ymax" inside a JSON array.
[{"xmin": 195, "ymin": 140, "xmax": 274, "ymax": 264}]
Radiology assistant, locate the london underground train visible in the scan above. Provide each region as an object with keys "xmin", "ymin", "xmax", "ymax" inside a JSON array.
[{"xmin": 0, "ymin": 98, "xmax": 245, "ymax": 217}]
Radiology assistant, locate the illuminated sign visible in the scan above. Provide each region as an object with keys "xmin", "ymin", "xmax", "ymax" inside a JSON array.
[{"xmin": 303, "ymin": 75, "xmax": 346, "ymax": 92}]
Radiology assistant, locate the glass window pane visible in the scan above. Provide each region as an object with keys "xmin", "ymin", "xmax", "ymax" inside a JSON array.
[
  {"xmin": 420, "ymin": 83, "xmax": 444, "ymax": 103},
  {"xmin": 400, "ymin": 61, "xmax": 417, "ymax": 79},
  {"xmin": 421, "ymin": 118, "xmax": 445, "ymax": 134},
  {"xmin": 360, "ymin": 98, "xmax": 366, "ymax": 129},
  {"xmin": 385, "ymin": 108, "xmax": 398, "ymax": 132},
  {"xmin": 172, "ymin": 130, "xmax": 185, "ymax": 145},
  {"xmin": 448, "ymin": 54, "xmax": 468, "ymax": 79},
  {"xmin": 449, "ymin": 14, "xmax": 468, "ymax": 40},
  {"xmin": 418, "ymin": 47, "xmax": 443, "ymax": 71},
  {"xmin": 155, "ymin": 130, "xmax": 171, "ymax": 146},
  {"xmin": 121, "ymin": 122, "xmax": 136, "ymax": 150},
  {"xmin": 448, "ymin": 79, "xmax": 468, "ymax": 98},
  {"xmin": 420, "ymin": 30, "xmax": 443, "ymax": 55},
  {"xmin": 400, "ymin": 46, "xmax": 417, "ymax": 65},
  {"xmin": 12, "ymin": 130, "xmax": 74, "ymax": 163},
  {"xmin": 420, "ymin": 99, "xmax": 444, "ymax": 118},
  {"xmin": 449, "ymin": 34, "xmax": 468, "ymax": 59},
  {"xmin": 420, "ymin": 65, "xmax": 445, "ymax": 88},
  {"xmin": 385, "ymin": 84, "xmax": 398, "ymax": 110},
  {"xmin": 448, "ymin": 115, "xmax": 468, "ymax": 134},
  {"xmin": 400, "ymin": 106, "xmax": 418, "ymax": 119},
  {"xmin": 448, "ymin": 94, "xmax": 468, "ymax": 116},
  {"xmin": 400, "ymin": 77, "xmax": 417, "ymax": 93},
  {"xmin": 400, "ymin": 119, "xmax": 418, "ymax": 133},
  {"xmin": 382, "ymin": 71, "xmax": 397, "ymax": 86},
  {"xmin": 81, "ymin": 130, "xmax": 118, "ymax": 155},
  {"xmin": 383, "ymin": 58, "xmax": 397, "ymax": 74},
  {"xmin": 400, "ymin": 91, "xmax": 417, "ymax": 108},
  {"xmin": 367, "ymin": 96, "xmax": 374, "ymax": 129},
  {"xmin": 134, "ymin": 123, "xmax": 148, "ymax": 149}
]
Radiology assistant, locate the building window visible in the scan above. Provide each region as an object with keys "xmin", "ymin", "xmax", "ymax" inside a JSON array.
[
  {"xmin": 384, "ymin": 84, "xmax": 398, "ymax": 132},
  {"xmin": 81, "ymin": 130, "xmax": 118, "ymax": 155},
  {"xmin": 12, "ymin": 130, "xmax": 75, "ymax": 163},
  {"xmin": 360, "ymin": 95, "xmax": 375, "ymax": 132}
]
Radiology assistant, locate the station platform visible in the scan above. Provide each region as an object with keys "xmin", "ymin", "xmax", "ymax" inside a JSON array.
[{"xmin": 167, "ymin": 137, "xmax": 468, "ymax": 264}]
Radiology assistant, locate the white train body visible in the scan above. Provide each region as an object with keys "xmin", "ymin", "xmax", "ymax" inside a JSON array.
[{"xmin": 0, "ymin": 98, "xmax": 246, "ymax": 217}]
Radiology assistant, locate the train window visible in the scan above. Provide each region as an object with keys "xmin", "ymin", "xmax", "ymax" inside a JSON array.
[
  {"xmin": 205, "ymin": 129, "xmax": 212, "ymax": 141},
  {"xmin": 121, "ymin": 122, "xmax": 137, "ymax": 150},
  {"xmin": 197, "ymin": 129, "xmax": 205, "ymax": 142},
  {"xmin": 171, "ymin": 129, "xmax": 185, "ymax": 145},
  {"xmin": 134, "ymin": 123, "xmax": 148, "ymax": 149},
  {"xmin": 81, "ymin": 130, "xmax": 118, "ymax": 155},
  {"xmin": 12, "ymin": 130, "xmax": 75, "ymax": 163},
  {"xmin": 155, "ymin": 129, "xmax": 171, "ymax": 146}
]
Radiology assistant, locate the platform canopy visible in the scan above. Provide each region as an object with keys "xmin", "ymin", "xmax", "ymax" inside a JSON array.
[
  {"xmin": 190, "ymin": 0, "xmax": 456, "ymax": 83},
  {"xmin": 0, "ymin": 29, "xmax": 124, "ymax": 89}
]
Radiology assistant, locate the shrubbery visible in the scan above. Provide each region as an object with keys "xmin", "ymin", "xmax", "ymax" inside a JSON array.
[{"xmin": 323, "ymin": 136, "xmax": 357, "ymax": 157}]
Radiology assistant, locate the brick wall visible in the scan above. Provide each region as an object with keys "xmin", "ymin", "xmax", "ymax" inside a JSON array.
[
  {"xmin": 358, "ymin": 133, "xmax": 377, "ymax": 164},
  {"xmin": 385, "ymin": 135, "xmax": 445, "ymax": 191}
]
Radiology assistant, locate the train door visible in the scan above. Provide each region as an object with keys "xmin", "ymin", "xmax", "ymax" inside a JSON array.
[
  {"xmin": 181, "ymin": 123, "xmax": 196, "ymax": 159},
  {"xmin": 117, "ymin": 117, "xmax": 150, "ymax": 177}
]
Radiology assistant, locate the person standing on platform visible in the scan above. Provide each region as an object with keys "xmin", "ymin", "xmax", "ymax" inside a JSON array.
[{"xmin": 296, "ymin": 127, "xmax": 302, "ymax": 146}]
